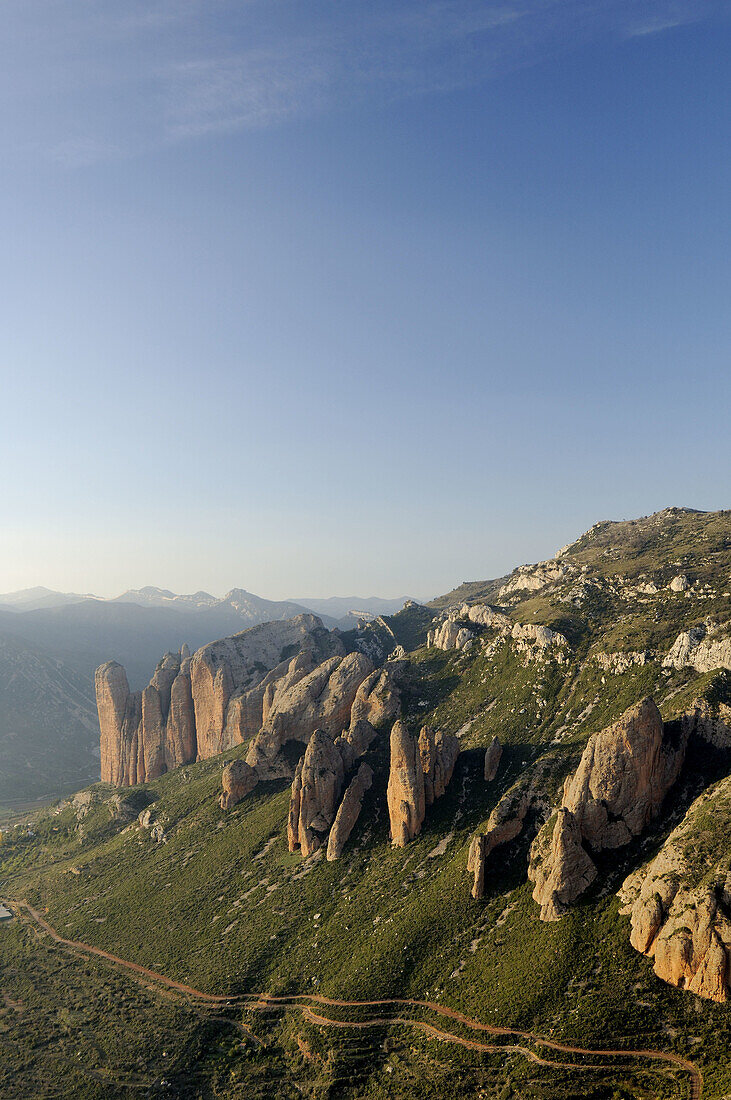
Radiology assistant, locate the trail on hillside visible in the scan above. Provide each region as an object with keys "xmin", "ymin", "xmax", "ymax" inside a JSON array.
[{"xmin": 10, "ymin": 900, "xmax": 702, "ymax": 1099}]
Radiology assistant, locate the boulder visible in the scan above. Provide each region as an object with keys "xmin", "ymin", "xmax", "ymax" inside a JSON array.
[
  {"xmin": 484, "ymin": 736, "xmax": 502, "ymax": 782},
  {"xmin": 219, "ymin": 759, "xmax": 258, "ymax": 810}
]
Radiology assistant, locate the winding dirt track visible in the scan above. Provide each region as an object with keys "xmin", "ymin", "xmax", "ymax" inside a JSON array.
[{"xmin": 11, "ymin": 901, "xmax": 702, "ymax": 1099}]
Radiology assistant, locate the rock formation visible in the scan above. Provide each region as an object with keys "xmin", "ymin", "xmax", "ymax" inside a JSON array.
[
  {"xmin": 498, "ymin": 560, "xmax": 574, "ymax": 599},
  {"xmin": 97, "ymin": 649, "xmax": 194, "ymax": 786},
  {"xmin": 219, "ymin": 759, "xmax": 258, "ymax": 809},
  {"xmin": 387, "ymin": 720, "xmax": 425, "ymax": 847},
  {"xmin": 191, "ymin": 615, "xmax": 343, "ymax": 759},
  {"xmin": 246, "ymin": 652, "xmax": 374, "ymax": 777},
  {"xmin": 96, "ymin": 615, "xmax": 344, "ymax": 786},
  {"xmin": 484, "ymin": 736, "xmax": 502, "ymax": 782},
  {"xmin": 467, "ymin": 834, "xmax": 488, "ymax": 899},
  {"xmin": 326, "ymin": 763, "xmax": 373, "ymax": 861},
  {"xmin": 528, "ymin": 808, "xmax": 598, "ymax": 921},
  {"xmin": 684, "ymin": 696, "xmax": 731, "ymax": 748},
  {"xmin": 427, "ymin": 618, "xmax": 473, "ymax": 652},
  {"xmin": 529, "ymin": 698, "xmax": 688, "ymax": 920},
  {"xmin": 562, "ymin": 698, "xmax": 683, "ymax": 848},
  {"xmin": 350, "ymin": 664, "xmax": 403, "ymax": 728},
  {"xmin": 418, "ymin": 726, "xmax": 459, "ymax": 806},
  {"xmin": 287, "ymin": 731, "xmax": 345, "ymax": 858},
  {"xmin": 619, "ymin": 774, "xmax": 731, "ymax": 1002},
  {"xmin": 663, "ymin": 623, "xmax": 731, "ymax": 673},
  {"xmin": 387, "ymin": 720, "xmax": 460, "ymax": 846},
  {"xmin": 467, "ymin": 778, "xmax": 537, "ymax": 898}
]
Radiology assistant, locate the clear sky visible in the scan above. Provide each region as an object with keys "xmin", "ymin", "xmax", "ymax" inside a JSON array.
[{"xmin": 2, "ymin": 1, "xmax": 730, "ymax": 601}]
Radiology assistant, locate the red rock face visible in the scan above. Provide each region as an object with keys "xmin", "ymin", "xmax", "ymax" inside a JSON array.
[
  {"xmin": 528, "ymin": 697, "xmax": 689, "ymax": 922},
  {"xmin": 96, "ymin": 651, "xmax": 196, "ymax": 787},
  {"xmin": 287, "ymin": 730, "xmax": 345, "ymax": 857},
  {"xmin": 387, "ymin": 720, "xmax": 426, "ymax": 847},
  {"xmin": 96, "ymin": 616, "xmax": 358, "ymax": 787}
]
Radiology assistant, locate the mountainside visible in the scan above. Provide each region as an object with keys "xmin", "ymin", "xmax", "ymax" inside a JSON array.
[
  {"xmin": 2, "ymin": 507, "xmax": 731, "ymax": 1098},
  {"xmin": 0, "ymin": 632, "xmax": 98, "ymax": 806}
]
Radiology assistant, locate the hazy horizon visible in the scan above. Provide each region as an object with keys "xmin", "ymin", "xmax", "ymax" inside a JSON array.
[{"xmin": 3, "ymin": 1, "xmax": 730, "ymax": 599}]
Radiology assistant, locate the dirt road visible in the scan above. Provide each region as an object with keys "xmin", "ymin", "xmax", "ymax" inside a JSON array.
[{"xmin": 11, "ymin": 900, "xmax": 702, "ymax": 1099}]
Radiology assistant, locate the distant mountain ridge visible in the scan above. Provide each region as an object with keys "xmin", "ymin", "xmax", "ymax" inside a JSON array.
[{"xmin": 0, "ymin": 585, "xmax": 412, "ymax": 624}]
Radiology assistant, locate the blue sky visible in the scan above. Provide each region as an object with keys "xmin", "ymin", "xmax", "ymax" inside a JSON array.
[{"xmin": 2, "ymin": 1, "xmax": 730, "ymax": 600}]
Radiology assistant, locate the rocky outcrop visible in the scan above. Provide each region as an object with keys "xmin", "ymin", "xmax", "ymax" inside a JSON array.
[
  {"xmin": 97, "ymin": 615, "xmax": 343, "ymax": 786},
  {"xmin": 498, "ymin": 560, "xmax": 574, "ymax": 599},
  {"xmin": 246, "ymin": 652, "xmax": 374, "ymax": 777},
  {"xmin": 387, "ymin": 720, "xmax": 425, "ymax": 847},
  {"xmin": 427, "ymin": 619, "xmax": 473, "ymax": 652},
  {"xmin": 192, "ymin": 615, "xmax": 342, "ymax": 758},
  {"xmin": 684, "ymin": 697, "xmax": 731, "ymax": 749},
  {"xmin": 529, "ymin": 698, "xmax": 688, "ymax": 920},
  {"xmin": 511, "ymin": 623, "xmax": 569, "ymax": 664},
  {"xmin": 484, "ymin": 736, "xmax": 502, "ymax": 782},
  {"xmin": 387, "ymin": 720, "xmax": 459, "ymax": 846},
  {"xmin": 287, "ymin": 730, "xmax": 345, "ymax": 858},
  {"xmin": 334, "ymin": 719, "xmax": 378, "ymax": 773},
  {"xmin": 562, "ymin": 699, "xmax": 684, "ymax": 849},
  {"xmin": 349, "ymin": 664, "xmax": 403, "ymax": 728},
  {"xmin": 619, "ymin": 775, "xmax": 731, "ymax": 1002},
  {"xmin": 592, "ymin": 650, "xmax": 651, "ymax": 674},
  {"xmin": 326, "ymin": 763, "xmax": 373, "ymax": 861},
  {"xmin": 96, "ymin": 649, "xmax": 194, "ymax": 786},
  {"xmin": 467, "ymin": 778, "xmax": 538, "ymax": 898},
  {"xmin": 467, "ymin": 834, "xmax": 488, "ymax": 899},
  {"xmin": 418, "ymin": 726, "xmax": 459, "ymax": 807},
  {"xmin": 528, "ymin": 808, "xmax": 597, "ymax": 921},
  {"xmin": 462, "ymin": 604, "xmax": 512, "ymax": 631},
  {"xmin": 219, "ymin": 759, "xmax": 258, "ymax": 809},
  {"xmin": 663, "ymin": 623, "xmax": 731, "ymax": 673}
]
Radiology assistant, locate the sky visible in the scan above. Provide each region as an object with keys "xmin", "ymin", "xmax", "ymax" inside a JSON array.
[{"xmin": 1, "ymin": 0, "xmax": 730, "ymax": 601}]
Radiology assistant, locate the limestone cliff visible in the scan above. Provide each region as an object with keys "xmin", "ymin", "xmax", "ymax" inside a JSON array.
[
  {"xmin": 96, "ymin": 614, "xmax": 342, "ymax": 787},
  {"xmin": 528, "ymin": 698, "xmax": 688, "ymax": 920},
  {"xmin": 387, "ymin": 721, "xmax": 459, "ymax": 846},
  {"xmin": 619, "ymin": 774, "xmax": 731, "ymax": 1002},
  {"xmin": 287, "ymin": 730, "xmax": 345, "ymax": 858},
  {"xmin": 326, "ymin": 763, "xmax": 374, "ymax": 861},
  {"xmin": 96, "ymin": 650, "xmax": 194, "ymax": 786}
]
